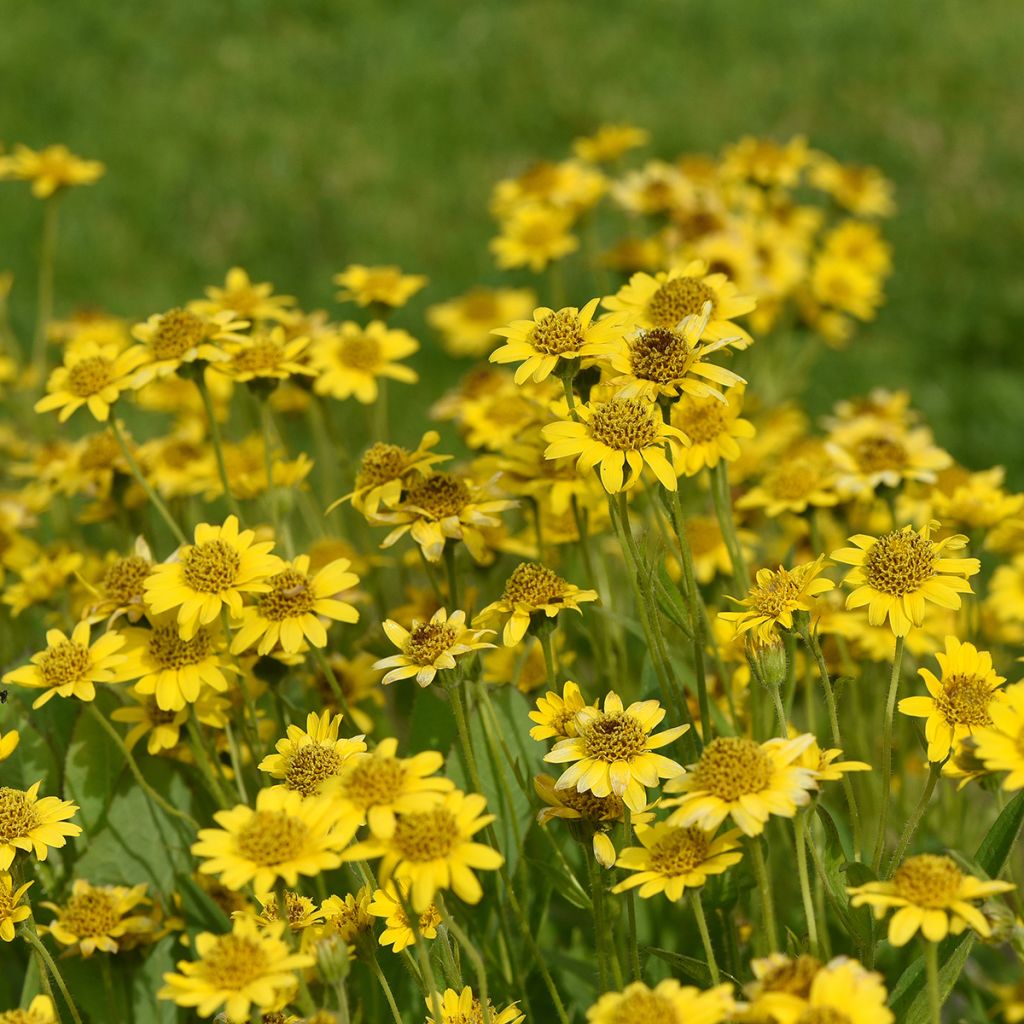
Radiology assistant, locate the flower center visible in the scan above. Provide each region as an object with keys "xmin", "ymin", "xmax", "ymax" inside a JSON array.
[
  {"xmin": 590, "ymin": 399, "xmax": 659, "ymax": 451},
  {"xmin": 798, "ymin": 1011, "xmax": 851, "ymax": 1024},
  {"xmin": 406, "ymin": 473, "xmax": 471, "ymax": 518},
  {"xmin": 261, "ymin": 891, "xmax": 315, "ymax": 929},
  {"xmin": 758, "ymin": 955, "xmax": 821, "ymax": 996},
  {"xmin": 646, "ymin": 277, "xmax": 716, "ymax": 328},
  {"xmin": 145, "ymin": 698, "xmax": 179, "ymax": 726},
  {"xmin": 648, "ymin": 826, "xmax": 711, "ymax": 875},
  {"xmin": 748, "ymin": 570, "xmax": 801, "ymax": 618},
  {"xmin": 150, "ymin": 308, "xmax": 206, "ymax": 360},
  {"xmin": 392, "ymin": 807, "xmax": 461, "ymax": 862},
  {"xmin": 0, "ymin": 788, "xmax": 40, "ymax": 843},
  {"xmin": 257, "ymin": 569, "xmax": 317, "ymax": 621},
  {"xmin": 693, "ymin": 737, "xmax": 773, "ymax": 801},
  {"xmin": 323, "ymin": 896, "xmax": 372, "ymax": 942},
  {"xmin": 285, "ymin": 745, "xmax": 343, "ymax": 797},
  {"xmin": 934, "ymin": 674, "xmax": 994, "ymax": 728},
  {"xmin": 628, "ymin": 327, "xmax": 694, "ymax": 382},
  {"xmin": 605, "ymin": 990, "xmax": 680, "ymax": 1024},
  {"xmin": 181, "ymin": 540, "xmax": 241, "ymax": 593},
  {"xmin": 853, "ymin": 435, "xmax": 908, "ymax": 475},
  {"xmin": 57, "ymin": 887, "xmax": 122, "ymax": 939},
  {"xmin": 79, "ymin": 431, "xmax": 122, "ymax": 470},
  {"xmin": 674, "ymin": 400, "xmax": 728, "ymax": 443},
  {"xmin": 581, "ymin": 712, "xmax": 649, "ymax": 762},
  {"xmin": 67, "ymin": 356, "xmax": 114, "ymax": 397},
  {"xmin": 38, "ymin": 641, "xmax": 92, "ymax": 688},
  {"xmin": 357, "ymin": 442, "xmax": 410, "ymax": 488},
  {"xmin": 530, "ymin": 309, "xmax": 586, "ymax": 356},
  {"xmin": 148, "ymin": 623, "xmax": 213, "ymax": 669},
  {"xmin": 764, "ymin": 460, "xmax": 821, "ymax": 501},
  {"xmin": 201, "ymin": 933, "xmax": 272, "ymax": 990},
  {"xmin": 863, "ymin": 531, "xmax": 936, "ymax": 596},
  {"xmin": 235, "ymin": 811, "xmax": 310, "ymax": 865},
  {"xmin": 102, "ymin": 555, "xmax": 152, "ymax": 604},
  {"xmin": 405, "ymin": 621, "xmax": 459, "ymax": 665},
  {"xmin": 556, "ymin": 787, "xmax": 624, "ymax": 821},
  {"xmin": 893, "ymin": 854, "xmax": 963, "ymax": 907},
  {"xmin": 503, "ymin": 562, "xmax": 569, "ymax": 607},
  {"xmin": 339, "ymin": 333, "xmax": 381, "ymax": 371},
  {"xmin": 343, "ymin": 756, "xmax": 408, "ymax": 808},
  {"xmin": 231, "ymin": 340, "xmax": 286, "ymax": 374}
]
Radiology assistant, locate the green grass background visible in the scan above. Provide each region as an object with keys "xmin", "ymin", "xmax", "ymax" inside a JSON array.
[{"xmin": 2, "ymin": 0, "xmax": 1022, "ymax": 476}]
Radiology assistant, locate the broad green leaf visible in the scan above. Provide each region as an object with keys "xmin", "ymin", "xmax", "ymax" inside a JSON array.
[{"xmin": 646, "ymin": 947, "xmax": 741, "ymax": 987}]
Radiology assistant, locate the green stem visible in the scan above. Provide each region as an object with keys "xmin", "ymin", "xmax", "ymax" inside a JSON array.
[
  {"xmin": 540, "ymin": 627, "xmax": 558, "ymax": 685},
  {"xmin": 447, "ymin": 678, "xmax": 483, "ymax": 794},
  {"xmin": 32, "ymin": 196, "xmax": 59, "ymax": 387},
  {"xmin": 709, "ymin": 461, "xmax": 748, "ymax": 594},
  {"xmin": 437, "ymin": 896, "xmax": 493, "ymax": 1024},
  {"xmin": 750, "ymin": 836, "xmax": 778, "ymax": 953},
  {"xmin": 404, "ymin": 892, "xmax": 443, "ymax": 1024},
  {"xmin": 312, "ymin": 645, "xmax": 357, "ymax": 726},
  {"xmin": 21, "ymin": 924, "xmax": 83, "ymax": 1024},
  {"xmin": 196, "ymin": 373, "xmax": 242, "ymax": 520},
  {"xmin": 794, "ymin": 812, "xmax": 820, "ymax": 958},
  {"xmin": 888, "ymin": 761, "xmax": 941, "ymax": 875},
  {"xmin": 369, "ymin": 950, "xmax": 405, "ymax": 1024},
  {"xmin": 444, "ymin": 543, "xmax": 460, "ymax": 609},
  {"xmin": 768, "ymin": 681, "xmax": 788, "ymax": 734},
  {"xmin": 690, "ymin": 889, "xmax": 720, "ymax": 984},
  {"xmin": 587, "ymin": 849, "xmax": 612, "ymax": 991},
  {"xmin": 872, "ymin": 635, "xmax": 906, "ymax": 872},
  {"xmin": 259, "ymin": 399, "xmax": 283, "ymax": 543},
  {"xmin": 924, "ymin": 939, "xmax": 941, "ymax": 1024}
]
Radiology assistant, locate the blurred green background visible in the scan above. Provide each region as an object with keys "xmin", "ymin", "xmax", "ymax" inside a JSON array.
[{"xmin": 2, "ymin": 0, "xmax": 1022, "ymax": 476}]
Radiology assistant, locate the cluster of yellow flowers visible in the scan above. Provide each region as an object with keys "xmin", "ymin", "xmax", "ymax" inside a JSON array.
[{"xmin": 0, "ymin": 129, "xmax": 1022, "ymax": 1024}]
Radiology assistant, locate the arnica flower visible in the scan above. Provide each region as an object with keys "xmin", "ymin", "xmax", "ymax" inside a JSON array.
[
  {"xmin": 3, "ymin": 621, "xmax": 127, "ymax": 710},
  {"xmin": 129, "ymin": 308, "xmax": 249, "ymax": 384},
  {"xmin": 83, "ymin": 540, "xmax": 154, "ymax": 622},
  {"xmin": 427, "ymin": 286, "xmax": 536, "ymax": 359},
  {"xmin": 215, "ymin": 327, "xmax": 313, "ymax": 384},
  {"xmin": 848, "ymin": 853, "xmax": 1014, "ymax": 946},
  {"xmin": 489, "ymin": 298, "xmax": 622, "ymax": 384},
  {"xmin": 41, "ymin": 879, "xmax": 152, "ymax": 957},
  {"xmin": 490, "ymin": 202, "xmax": 579, "ymax": 272},
  {"xmin": 0, "ymin": 782, "xmax": 82, "ymax": 870},
  {"xmin": 373, "ymin": 608, "xmax": 494, "ymax": 687},
  {"xmin": 192, "ymin": 787, "xmax": 357, "ymax": 893},
  {"xmin": 189, "ymin": 266, "xmax": 295, "ymax": 322},
  {"xmin": 611, "ymin": 821, "xmax": 743, "ymax": 901},
  {"xmin": 34, "ymin": 341, "xmax": 146, "ymax": 423},
  {"xmin": 972, "ymin": 682, "xmax": 1024, "ymax": 790},
  {"xmin": 796, "ymin": 737, "xmax": 871, "ymax": 783},
  {"xmin": 743, "ymin": 954, "xmax": 824, "ymax": 1011},
  {"xmin": 719, "ymin": 558, "xmax": 835, "ymax": 645},
  {"xmin": 0, "ymin": 871, "xmax": 32, "ymax": 941},
  {"xmin": 586, "ymin": 979, "xmax": 735, "ymax": 1024},
  {"xmin": 898, "ymin": 636, "xmax": 1007, "ymax": 763},
  {"xmin": 663, "ymin": 734, "xmax": 819, "ymax": 837},
  {"xmin": 544, "ymin": 691, "xmax": 688, "ymax": 812},
  {"xmin": 144, "ymin": 515, "xmax": 282, "ymax": 640},
  {"xmin": 529, "ymin": 680, "xmax": 592, "ymax": 741},
  {"xmin": 330, "ymin": 738, "xmax": 454, "ymax": 838},
  {"xmin": 258, "ymin": 710, "xmax": 367, "ymax": 798},
  {"xmin": 367, "ymin": 882, "xmax": 442, "ymax": 952},
  {"xmin": 757, "ymin": 956, "xmax": 894, "ymax": 1024},
  {"xmin": 603, "ymin": 260, "xmax": 756, "ymax": 346},
  {"xmin": 573, "ymin": 123, "xmax": 650, "ymax": 163},
  {"xmin": 314, "ymin": 888, "xmax": 374, "ymax": 953},
  {"xmin": 425, "ymin": 986, "xmax": 524, "ymax": 1024},
  {"xmin": 736, "ymin": 445, "xmax": 838, "ymax": 517},
  {"xmin": 670, "ymin": 388, "xmax": 756, "ymax": 477},
  {"xmin": 0, "ymin": 730, "xmax": 18, "ymax": 764},
  {"xmin": 109, "ymin": 692, "xmax": 193, "ymax": 755},
  {"xmin": 0, "ymin": 143, "xmax": 104, "ymax": 197},
  {"xmin": 0, "ymin": 995, "xmax": 56, "ymax": 1024},
  {"xmin": 230, "ymin": 555, "xmax": 360, "ymax": 656},
  {"xmin": 832, "ymin": 522, "xmax": 980, "ymax": 637},
  {"xmin": 809, "ymin": 156, "xmax": 896, "ymax": 217},
  {"xmin": 311, "ymin": 320, "xmax": 419, "ymax": 403},
  {"xmin": 543, "ymin": 396, "xmax": 688, "ymax": 493},
  {"xmin": 476, "ymin": 561, "xmax": 599, "ymax": 647},
  {"xmin": 159, "ymin": 916, "xmax": 313, "ymax": 1022},
  {"xmin": 252, "ymin": 890, "xmax": 325, "ymax": 933},
  {"xmin": 333, "ymin": 264, "xmax": 427, "ymax": 309}
]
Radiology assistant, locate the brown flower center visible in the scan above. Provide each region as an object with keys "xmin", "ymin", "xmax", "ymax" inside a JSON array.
[
  {"xmin": 863, "ymin": 531, "xmax": 936, "ymax": 597},
  {"xmin": 406, "ymin": 473, "xmax": 471, "ymax": 518},
  {"xmin": 674, "ymin": 400, "xmax": 728, "ymax": 443},
  {"xmin": 590, "ymin": 399, "xmax": 659, "ymax": 451},
  {"xmin": 148, "ymin": 623, "xmax": 213, "ymax": 669},
  {"xmin": 258, "ymin": 569, "xmax": 316, "ymax": 621},
  {"xmin": 853, "ymin": 435, "xmax": 908, "ymax": 475},
  {"xmin": 693, "ymin": 737, "xmax": 773, "ymax": 801},
  {"xmin": 150, "ymin": 308, "xmax": 207, "ymax": 360},
  {"xmin": 757, "ymin": 954, "xmax": 821, "ymax": 996},
  {"xmin": 934, "ymin": 674, "xmax": 994, "ymax": 728},
  {"xmin": 747, "ymin": 568, "xmax": 802, "ymax": 619},
  {"xmin": 56, "ymin": 887, "xmax": 123, "ymax": 939},
  {"xmin": 628, "ymin": 327, "xmax": 694, "ymax": 382},
  {"xmin": 67, "ymin": 355, "xmax": 114, "ymax": 397},
  {"xmin": 284, "ymin": 744, "xmax": 343, "ymax": 797},
  {"xmin": 235, "ymin": 811, "xmax": 309, "ymax": 865},
  {"xmin": 798, "ymin": 1010, "xmax": 851, "ymax": 1024},
  {"xmin": 338, "ymin": 333, "xmax": 381, "ymax": 371},
  {"xmin": 648, "ymin": 826, "xmax": 711, "ymax": 875},
  {"xmin": 555, "ymin": 787, "xmax": 624, "ymax": 821},
  {"xmin": 200, "ymin": 933, "xmax": 272, "ymax": 989},
  {"xmin": 503, "ymin": 562, "xmax": 569, "ymax": 607},
  {"xmin": 764, "ymin": 460, "xmax": 822, "ymax": 501},
  {"xmin": 646, "ymin": 277, "xmax": 716, "ymax": 328},
  {"xmin": 581, "ymin": 712, "xmax": 649, "ymax": 762},
  {"xmin": 39, "ymin": 641, "xmax": 92, "ymax": 688},
  {"xmin": 231, "ymin": 340, "xmax": 287, "ymax": 375},
  {"xmin": 530, "ymin": 309, "xmax": 585, "ymax": 356},
  {"xmin": 892, "ymin": 853, "xmax": 963, "ymax": 907},
  {"xmin": 392, "ymin": 807, "xmax": 461, "ymax": 862},
  {"xmin": 78, "ymin": 431, "xmax": 122, "ymax": 471},
  {"xmin": 181, "ymin": 540, "xmax": 241, "ymax": 593},
  {"xmin": 102, "ymin": 555, "xmax": 152, "ymax": 604},
  {"xmin": 357, "ymin": 442, "xmax": 411, "ymax": 488},
  {"xmin": 342, "ymin": 756, "xmax": 408, "ymax": 808},
  {"xmin": 405, "ymin": 621, "xmax": 459, "ymax": 665},
  {"xmin": 0, "ymin": 788, "xmax": 40, "ymax": 843}
]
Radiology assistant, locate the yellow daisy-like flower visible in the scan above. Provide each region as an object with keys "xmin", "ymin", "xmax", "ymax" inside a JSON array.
[
  {"xmin": 573, "ymin": 123, "xmax": 650, "ymax": 163},
  {"xmin": 144, "ymin": 515, "xmax": 283, "ymax": 640},
  {"xmin": 214, "ymin": 327, "xmax": 312, "ymax": 383},
  {"xmin": 604, "ymin": 260, "xmax": 756, "ymax": 347},
  {"xmin": 367, "ymin": 882, "xmax": 441, "ymax": 953},
  {"xmin": 0, "ymin": 871, "xmax": 32, "ymax": 941},
  {"xmin": 425, "ymin": 986, "xmax": 524, "ymax": 1024},
  {"xmin": 311, "ymin": 320, "xmax": 418, "ymax": 403},
  {"xmin": 34, "ymin": 342, "xmax": 145, "ymax": 423},
  {"xmin": 158, "ymin": 916, "xmax": 313, "ymax": 1022},
  {"xmin": 258, "ymin": 710, "xmax": 367, "ymax": 798},
  {"xmin": 333, "ymin": 264, "xmax": 427, "ymax": 309},
  {"xmin": 809, "ymin": 155, "xmax": 896, "ymax": 217},
  {"xmin": 190, "ymin": 266, "xmax": 295, "ymax": 322},
  {"xmin": 110, "ymin": 689, "xmax": 218, "ymax": 756},
  {"xmin": 670, "ymin": 387, "xmax": 756, "ymax": 477},
  {"xmin": 489, "ymin": 299, "xmax": 622, "ymax": 384},
  {"xmin": 476, "ymin": 561, "xmax": 599, "ymax": 647},
  {"xmin": 489, "ymin": 202, "xmax": 579, "ymax": 272},
  {"xmin": 898, "ymin": 636, "xmax": 1007, "ymax": 763},
  {"xmin": 427, "ymin": 286, "xmax": 536, "ymax": 359},
  {"xmin": 611, "ymin": 821, "xmax": 743, "ymax": 901},
  {"xmin": 313, "ymin": 888, "xmax": 374, "ymax": 952},
  {"xmin": 528, "ymin": 680, "xmax": 592, "ymax": 741},
  {"xmin": 0, "ymin": 144, "xmax": 104, "ymax": 197},
  {"xmin": 719, "ymin": 558, "xmax": 835, "ymax": 645},
  {"xmin": 3, "ymin": 621, "xmax": 127, "ymax": 710},
  {"xmin": 542, "ymin": 396, "xmax": 688, "ymax": 493},
  {"xmin": 973, "ymin": 682, "xmax": 1024, "ymax": 790},
  {"xmin": 129, "ymin": 308, "xmax": 249, "ymax": 384},
  {"xmin": 345, "ymin": 790, "xmax": 504, "ymax": 912},
  {"xmin": 832, "ymin": 522, "xmax": 980, "ymax": 637},
  {"xmin": 42, "ymin": 879, "xmax": 152, "ymax": 957},
  {"xmin": 758, "ymin": 956, "xmax": 893, "ymax": 1024},
  {"xmin": 663, "ymin": 734, "xmax": 819, "ymax": 837},
  {"xmin": 737, "ymin": 445, "xmax": 838, "ymax": 517},
  {"xmin": 586, "ymin": 979, "xmax": 735, "ymax": 1024},
  {"xmin": 721, "ymin": 134, "xmax": 810, "ymax": 187},
  {"xmin": 230, "ymin": 555, "xmax": 360, "ymax": 656},
  {"xmin": 848, "ymin": 853, "xmax": 1014, "ymax": 946},
  {"xmin": 545, "ymin": 691, "xmax": 688, "ymax": 812},
  {"xmin": 796, "ymin": 738, "xmax": 871, "ymax": 783},
  {"xmin": 0, "ymin": 995, "xmax": 56, "ymax": 1024},
  {"xmin": 251, "ymin": 890, "xmax": 325, "ymax": 933},
  {"xmin": 0, "ymin": 781, "xmax": 82, "ymax": 870},
  {"xmin": 0, "ymin": 730, "xmax": 18, "ymax": 763},
  {"xmin": 373, "ymin": 608, "xmax": 494, "ymax": 687},
  {"xmin": 192, "ymin": 787, "xmax": 357, "ymax": 892}
]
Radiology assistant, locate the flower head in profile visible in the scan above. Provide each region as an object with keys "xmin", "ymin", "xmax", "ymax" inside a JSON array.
[
  {"xmin": 215, "ymin": 326, "xmax": 313, "ymax": 384},
  {"xmin": 367, "ymin": 881, "xmax": 441, "ymax": 953},
  {"xmin": 586, "ymin": 979, "xmax": 735, "ymax": 1024},
  {"xmin": 795, "ymin": 737, "xmax": 871, "ymax": 783},
  {"xmin": 0, "ymin": 871, "xmax": 32, "ymax": 941},
  {"xmin": 545, "ymin": 691, "xmax": 688, "ymax": 812},
  {"xmin": 129, "ymin": 307, "xmax": 249, "ymax": 384},
  {"xmin": 573, "ymin": 123, "xmax": 650, "ymax": 163},
  {"xmin": 848, "ymin": 853, "xmax": 1014, "ymax": 945},
  {"xmin": 757, "ymin": 956, "xmax": 893, "ymax": 1024},
  {"xmin": 476, "ymin": 562, "xmax": 599, "ymax": 647},
  {"xmin": 189, "ymin": 266, "xmax": 295, "ymax": 322},
  {"xmin": 259, "ymin": 710, "xmax": 367, "ymax": 798},
  {"xmin": 333, "ymin": 264, "xmax": 427, "ymax": 309},
  {"xmin": 427, "ymin": 286, "xmax": 536, "ymax": 359},
  {"xmin": 490, "ymin": 202, "xmax": 579, "ymax": 272},
  {"xmin": 0, "ymin": 144, "xmax": 104, "ymax": 197},
  {"xmin": 528, "ymin": 681, "xmax": 592, "ymax": 741},
  {"xmin": 832, "ymin": 522, "xmax": 980, "ymax": 636},
  {"xmin": 972, "ymin": 682, "xmax": 1024, "ymax": 791},
  {"xmin": 250, "ymin": 890, "xmax": 325, "ymax": 934},
  {"xmin": 42, "ymin": 879, "xmax": 152, "ymax": 957},
  {"xmin": 311, "ymin": 320, "xmax": 419, "ymax": 403},
  {"xmin": 313, "ymin": 888, "xmax": 373, "ymax": 954},
  {"xmin": 373, "ymin": 609, "xmax": 494, "ymax": 687},
  {"xmin": 425, "ymin": 986, "xmax": 524, "ymax": 1024},
  {"xmin": 34, "ymin": 341, "xmax": 146, "ymax": 423},
  {"xmin": 0, "ymin": 782, "xmax": 82, "ymax": 870}
]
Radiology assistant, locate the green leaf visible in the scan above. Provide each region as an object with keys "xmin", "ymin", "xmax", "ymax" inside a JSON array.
[
  {"xmin": 646, "ymin": 947, "xmax": 741, "ymax": 987},
  {"xmin": 64, "ymin": 705, "xmax": 125, "ymax": 837},
  {"xmin": 406, "ymin": 686, "xmax": 457, "ymax": 756}
]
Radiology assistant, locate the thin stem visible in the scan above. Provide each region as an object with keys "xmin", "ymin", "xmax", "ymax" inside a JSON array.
[
  {"xmin": 540, "ymin": 627, "xmax": 558, "ymax": 685},
  {"xmin": 259, "ymin": 399, "xmax": 282, "ymax": 541},
  {"xmin": 437, "ymin": 896, "xmax": 493, "ymax": 1024},
  {"xmin": 888, "ymin": 761, "xmax": 941, "ymax": 875},
  {"xmin": 690, "ymin": 889, "xmax": 720, "ymax": 984},
  {"xmin": 369, "ymin": 951, "xmax": 404, "ymax": 1024},
  {"xmin": 186, "ymin": 718, "xmax": 232, "ymax": 808},
  {"xmin": 223, "ymin": 722, "xmax": 249, "ymax": 803},
  {"xmin": 32, "ymin": 196, "xmax": 59, "ymax": 386},
  {"xmin": 924, "ymin": 939, "xmax": 941, "ymax": 1024},
  {"xmin": 447, "ymin": 678, "xmax": 483, "ymax": 794},
  {"xmin": 21, "ymin": 924, "xmax": 84, "ymax": 1024},
  {"xmin": 750, "ymin": 836, "xmax": 778, "ymax": 953},
  {"xmin": 872, "ymin": 635, "xmax": 906, "ymax": 872},
  {"xmin": 312, "ymin": 645, "xmax": 357, "ymax": 725},
  {"xmin": 769, "ymin": 681, "xmax": 788, "ymax": 734},
  {"xmin": 587, "ymin": 849, "xmax": 612, "ymax": 991},
  {"xmin": 404, "ymin": 892, "xmax": 443, "ymax": 1024},
  {"xmin": 196, "ymin": 373, "xmax": 243, "ymax": 520},
  {"xmin": 560, "ymin": 373, "xmax": 578, "ymax": 418},
  {"xmin": 444, "ymin": 543, "xmax": 460, "ymax": 610},
  {"xmin": 709, "ymin": 461, "xmax": 748, "ymax": 594},
  {"xmin": 794, "ymin": 812, "xmax": 820, "ymax": 958}
]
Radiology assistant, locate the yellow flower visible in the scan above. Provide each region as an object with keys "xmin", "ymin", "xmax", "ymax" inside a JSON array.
[
  {"xmin": 425, "ymin": 986, "xmax": 524, "ymax": 1024},
  {"xmin": 586, "ymin": 979, "xmax": 735, "ymax": 1024},
  {"xmin": 796, "ymin": 738, "xmax": 871, "ymax": 783},
  {"xmin": 251, "ymin": 890, "xmax": 325, "ymax": 933},
  {"xmin": 3, "ymin": 621, "xmax": 127, "ymax": 710},
  {"xmin": 491, "ymin": 159, "xmax": 605, "ymax": 217},
  {"xmin": 663, "ymin": 734, "xmax": 819, "ymax": 836},
  {"xmin": 258, "ymin": 710, "xmax": 367, "ymax": 798},
  {"xmin": 742, "ymin": 953, "xmax": 824, "ymax": 1012},
  {"xmin": 427, "ymin": 287, "xmax": 536, "ymax": 359},
  {"xmin": 832, "ymin": 523, "xmax": 980, "ymax": 637},
  {"xmin": 110, "ymin": 689, "xmax": 221, "ymax": 755},
  {"xmin": 476, "ymin": 562, "xmax": 599, "ymax": 647},
  {"xmin": 543, "ymin": 396, "xmax": 688, "ymax": 493},
  {"xmin": 373, "ymin": 608, "xmax": 494, "ymax": 687},
  {"xmin": 192, "ymin": 787, "xmax": 357, "ymax": 892},
  {"xmin": 144, "ymin": 515, "xmax": 283, "ymax": 640},
  {"xmin": 129, "ymin": 308, "xmax": 249, "ymax": 384},
  {"xmin": 490, "ymin": 203, "xmax": 579, "ymax": 272},
  {"xmin": 719, "ymin": 558, "xmax": 835, "ymax": 644},
  {"xmin": 34, "ymin": 342, "xmax": 145, "ymax": 423},
  {"xmin": 757, "ymin": 956, "xmax": 893, "ymax": 1024},
  {"xmin": 737, "ymin": 444, "xmax": 838, "ymax": 517},
  {"xmin": 311, "ymin": 320, "xmax": 418, "ymax": 403},
  {"xmin": 313, "ymin": 887, "xmax": 374, "ymax": 952},
  {"xmin": 0, "ymin": 871, "xmax": 32, "ymax": 941},
  {"xmin": 721, "ymin": 135, "xmax": 810, "ymax": 187},
  {"xmin": 573, "ymin": 123, "xmax": 650, "ymax": 163},
  {"xmin": 671, "ymin": 387, "xmax": 756, "ymax": 477},
  {"xmin": 611, "ymin": 821, "xmax": 743, "ymax": 900},
  {"xmin": 42, "ymin": 879, "xmax": 152, "ymax": 957},
  {"xmin": 0, "ymin": 730, "xmax": 19, "ymax": 763},
  {"xmin": 544, "ymin": 691, "xmax": 688, "ymax": 812},
  {"xmin": 159, "ymin": 915, "xmax": 313, "ymax": 1022},
  {"xmin": 848, "ymin": 853, "xmax": 1014, "ymax": 946},
  {"xmin": 0, "ymin": 996, "xmax": 56, "ymax": 1024},
  {"xmin": 611, "ymin": 160, "xmax": 694, "ymax": 215},
  {"xmin": 993, "ymin": 979, "xmax": 1024, "ymax": 1024},
  {"xmin": 333, "ymin": 264, "xmax": 427, "ymax": 308},
  {"xmin": 528, "ymin": 680, "xmax": 592, "ymax": 741},
  {"xmin": 973, "ymin": 682, "xmax": 1024, "ymax": 790},
  {"xmin": 214, "ymin": 327, "xmax": 313, "ymax": 383},
  {"xmin": 367, "ymin": 882, "xmax": 441, "ymax": 952},
  {"xmin": 0, "ymin": 781, "xmax": 82, "ymax": 870},
  {"xmin": 190, "ymin": 266, "xmax": 295, "ymax": 322},
  {"xmin": 489, "ymin": 299, "xmax": 622, "ymax": 384},
  {"xmin": 0, "ymin": 144, "xmax": 104, "ymax": 197},
  {"xmin": 604, "ymin": 261, "xmax": 756, "ymax": 346},
  {"xmin": 809, "ymin": 155, "xmax": 896, "ymax": 217},
  {"xmin": 682, "ymin": 515, "xmax": 751, "ymax": 585}
]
